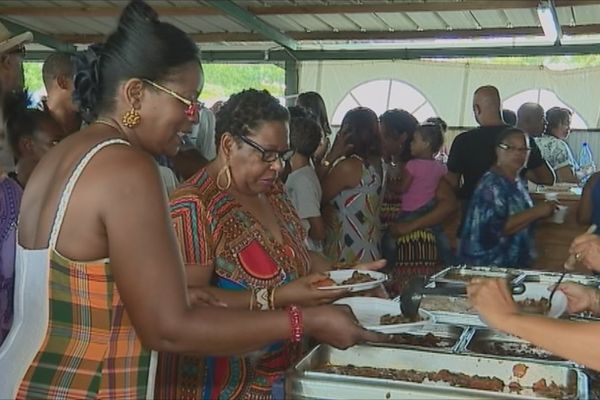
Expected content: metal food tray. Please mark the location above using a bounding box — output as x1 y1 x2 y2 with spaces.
368 323 464 353
286 344 587 399
459 328 571 365
430 265 526 287
520 270 600 288
418 295 487 327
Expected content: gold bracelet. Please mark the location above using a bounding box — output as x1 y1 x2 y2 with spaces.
249 290 255 311
269 288 276 309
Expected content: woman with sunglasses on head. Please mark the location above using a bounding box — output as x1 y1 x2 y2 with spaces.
458 128 557 267
156 89 385 399
0 2 381 399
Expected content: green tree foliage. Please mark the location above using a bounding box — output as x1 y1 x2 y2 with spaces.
22 61 285 105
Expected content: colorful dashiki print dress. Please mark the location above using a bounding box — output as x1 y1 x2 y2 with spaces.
155 168 310 400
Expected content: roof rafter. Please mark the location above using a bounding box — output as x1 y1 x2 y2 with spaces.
0 17 75 52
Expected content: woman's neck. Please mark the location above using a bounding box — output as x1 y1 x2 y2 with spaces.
289 153 310 171
493 163 520 180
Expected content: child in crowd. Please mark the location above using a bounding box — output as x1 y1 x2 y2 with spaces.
382 122 455 266
285 116 326 252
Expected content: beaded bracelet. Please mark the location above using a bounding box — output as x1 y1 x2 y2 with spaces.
269 287 276 310
287 305 303 343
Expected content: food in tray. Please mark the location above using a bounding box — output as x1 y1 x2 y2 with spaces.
512 363 529 378
469 341 564 361
314 364 573 398
518 298 550 314
341 271 376 285
533 378 567 399
443 271 514 282
386 333 451 348
379 313 421 325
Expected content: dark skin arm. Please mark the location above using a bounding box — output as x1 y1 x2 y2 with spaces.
577 172 600 225
389 178 458 237
525 161 556 186
321 157 362 204
170 147 209 180
555 165 578 184
503 202 556 235
307 216 326 242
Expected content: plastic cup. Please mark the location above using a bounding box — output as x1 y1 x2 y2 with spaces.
550 205 568 224
544 192 558 202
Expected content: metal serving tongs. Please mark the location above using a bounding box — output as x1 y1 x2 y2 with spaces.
400 276 526 321
547 224 597 312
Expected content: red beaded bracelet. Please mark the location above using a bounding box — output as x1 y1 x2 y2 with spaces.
287 305 303 343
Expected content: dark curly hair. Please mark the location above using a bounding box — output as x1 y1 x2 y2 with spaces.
341 107 382 160
73 0 199 123
379 109 419 162
215 89 289 149
296 92 331 136
290 117 322 158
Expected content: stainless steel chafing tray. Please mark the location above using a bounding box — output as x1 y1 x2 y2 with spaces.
418 295 487 327
430 266 525 287
519 270 600 288
286 344 587 399
367 323 464 353
460 328 570 365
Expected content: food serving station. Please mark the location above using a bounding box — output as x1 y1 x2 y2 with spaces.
284 266 600 399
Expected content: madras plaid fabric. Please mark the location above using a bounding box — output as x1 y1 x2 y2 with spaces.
16 250 153 400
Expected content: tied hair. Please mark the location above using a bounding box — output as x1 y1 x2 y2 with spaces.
73 43 103 124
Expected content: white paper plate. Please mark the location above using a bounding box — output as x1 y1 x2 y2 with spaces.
317 269 387 293
513 282 567 318
334 297 434 333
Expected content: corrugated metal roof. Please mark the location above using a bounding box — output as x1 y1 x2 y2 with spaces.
0 0 599 52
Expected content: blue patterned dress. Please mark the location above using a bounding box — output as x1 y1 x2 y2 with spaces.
459 169 535 268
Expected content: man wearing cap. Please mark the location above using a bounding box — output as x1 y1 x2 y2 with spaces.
0 22 32 345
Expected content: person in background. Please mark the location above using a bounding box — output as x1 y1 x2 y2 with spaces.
425 116 449 163
297 91 332 164
157 89 385 398
576 171 600 233
321 107 384 264
6 100 63 189
535 107 579 183
382 123 454 267
447 86 554 234
1 2 378 398
517 103 546 138
378 109 419 226
41 51 82 137
188 106 216 161
468 229 600 372
286 115 325 252
502 109 518 127
0 22 31 345
459 128 556 267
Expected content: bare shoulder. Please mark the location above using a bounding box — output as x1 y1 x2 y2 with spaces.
330 156 363 175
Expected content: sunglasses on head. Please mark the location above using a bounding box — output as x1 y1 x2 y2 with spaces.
142 79 201 121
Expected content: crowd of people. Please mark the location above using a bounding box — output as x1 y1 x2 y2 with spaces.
2 0 600 398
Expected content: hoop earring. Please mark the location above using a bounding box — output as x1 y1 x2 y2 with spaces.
216 164 232 191
122 107 141 128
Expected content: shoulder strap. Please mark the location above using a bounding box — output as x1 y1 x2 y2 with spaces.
48 139 130 249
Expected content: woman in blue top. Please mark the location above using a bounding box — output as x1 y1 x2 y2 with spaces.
459 128 557 267
577 171 600 234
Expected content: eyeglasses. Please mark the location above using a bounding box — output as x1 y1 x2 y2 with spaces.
239 135 295 163
498 143 531 153
142 79 201 121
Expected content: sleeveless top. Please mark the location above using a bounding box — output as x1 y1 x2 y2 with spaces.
324 155 384 263
0 139 157 400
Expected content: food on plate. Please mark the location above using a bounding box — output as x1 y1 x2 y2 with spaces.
313 277 336 288
379 313 421 325
517 298 550 314
512 363 529 378
341 271 376 285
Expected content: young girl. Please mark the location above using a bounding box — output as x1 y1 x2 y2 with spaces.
383 123 454 266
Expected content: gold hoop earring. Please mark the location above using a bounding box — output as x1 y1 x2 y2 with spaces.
216 164 232 191
122 107 141 128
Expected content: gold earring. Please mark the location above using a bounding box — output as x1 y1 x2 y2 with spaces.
216 164 232 191
122 107 141 128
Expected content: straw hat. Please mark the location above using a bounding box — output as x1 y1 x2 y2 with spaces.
0 21 32 54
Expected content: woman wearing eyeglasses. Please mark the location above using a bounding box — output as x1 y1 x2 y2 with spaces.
156 89 385 399
458 128 558 267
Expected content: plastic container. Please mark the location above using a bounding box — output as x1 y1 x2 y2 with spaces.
578 142 596 184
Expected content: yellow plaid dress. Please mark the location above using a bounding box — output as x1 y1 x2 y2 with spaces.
0 139 156 399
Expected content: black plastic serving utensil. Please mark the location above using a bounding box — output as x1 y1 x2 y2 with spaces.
400 277 526 320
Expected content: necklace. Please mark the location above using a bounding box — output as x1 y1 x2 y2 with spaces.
94 117 129 140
